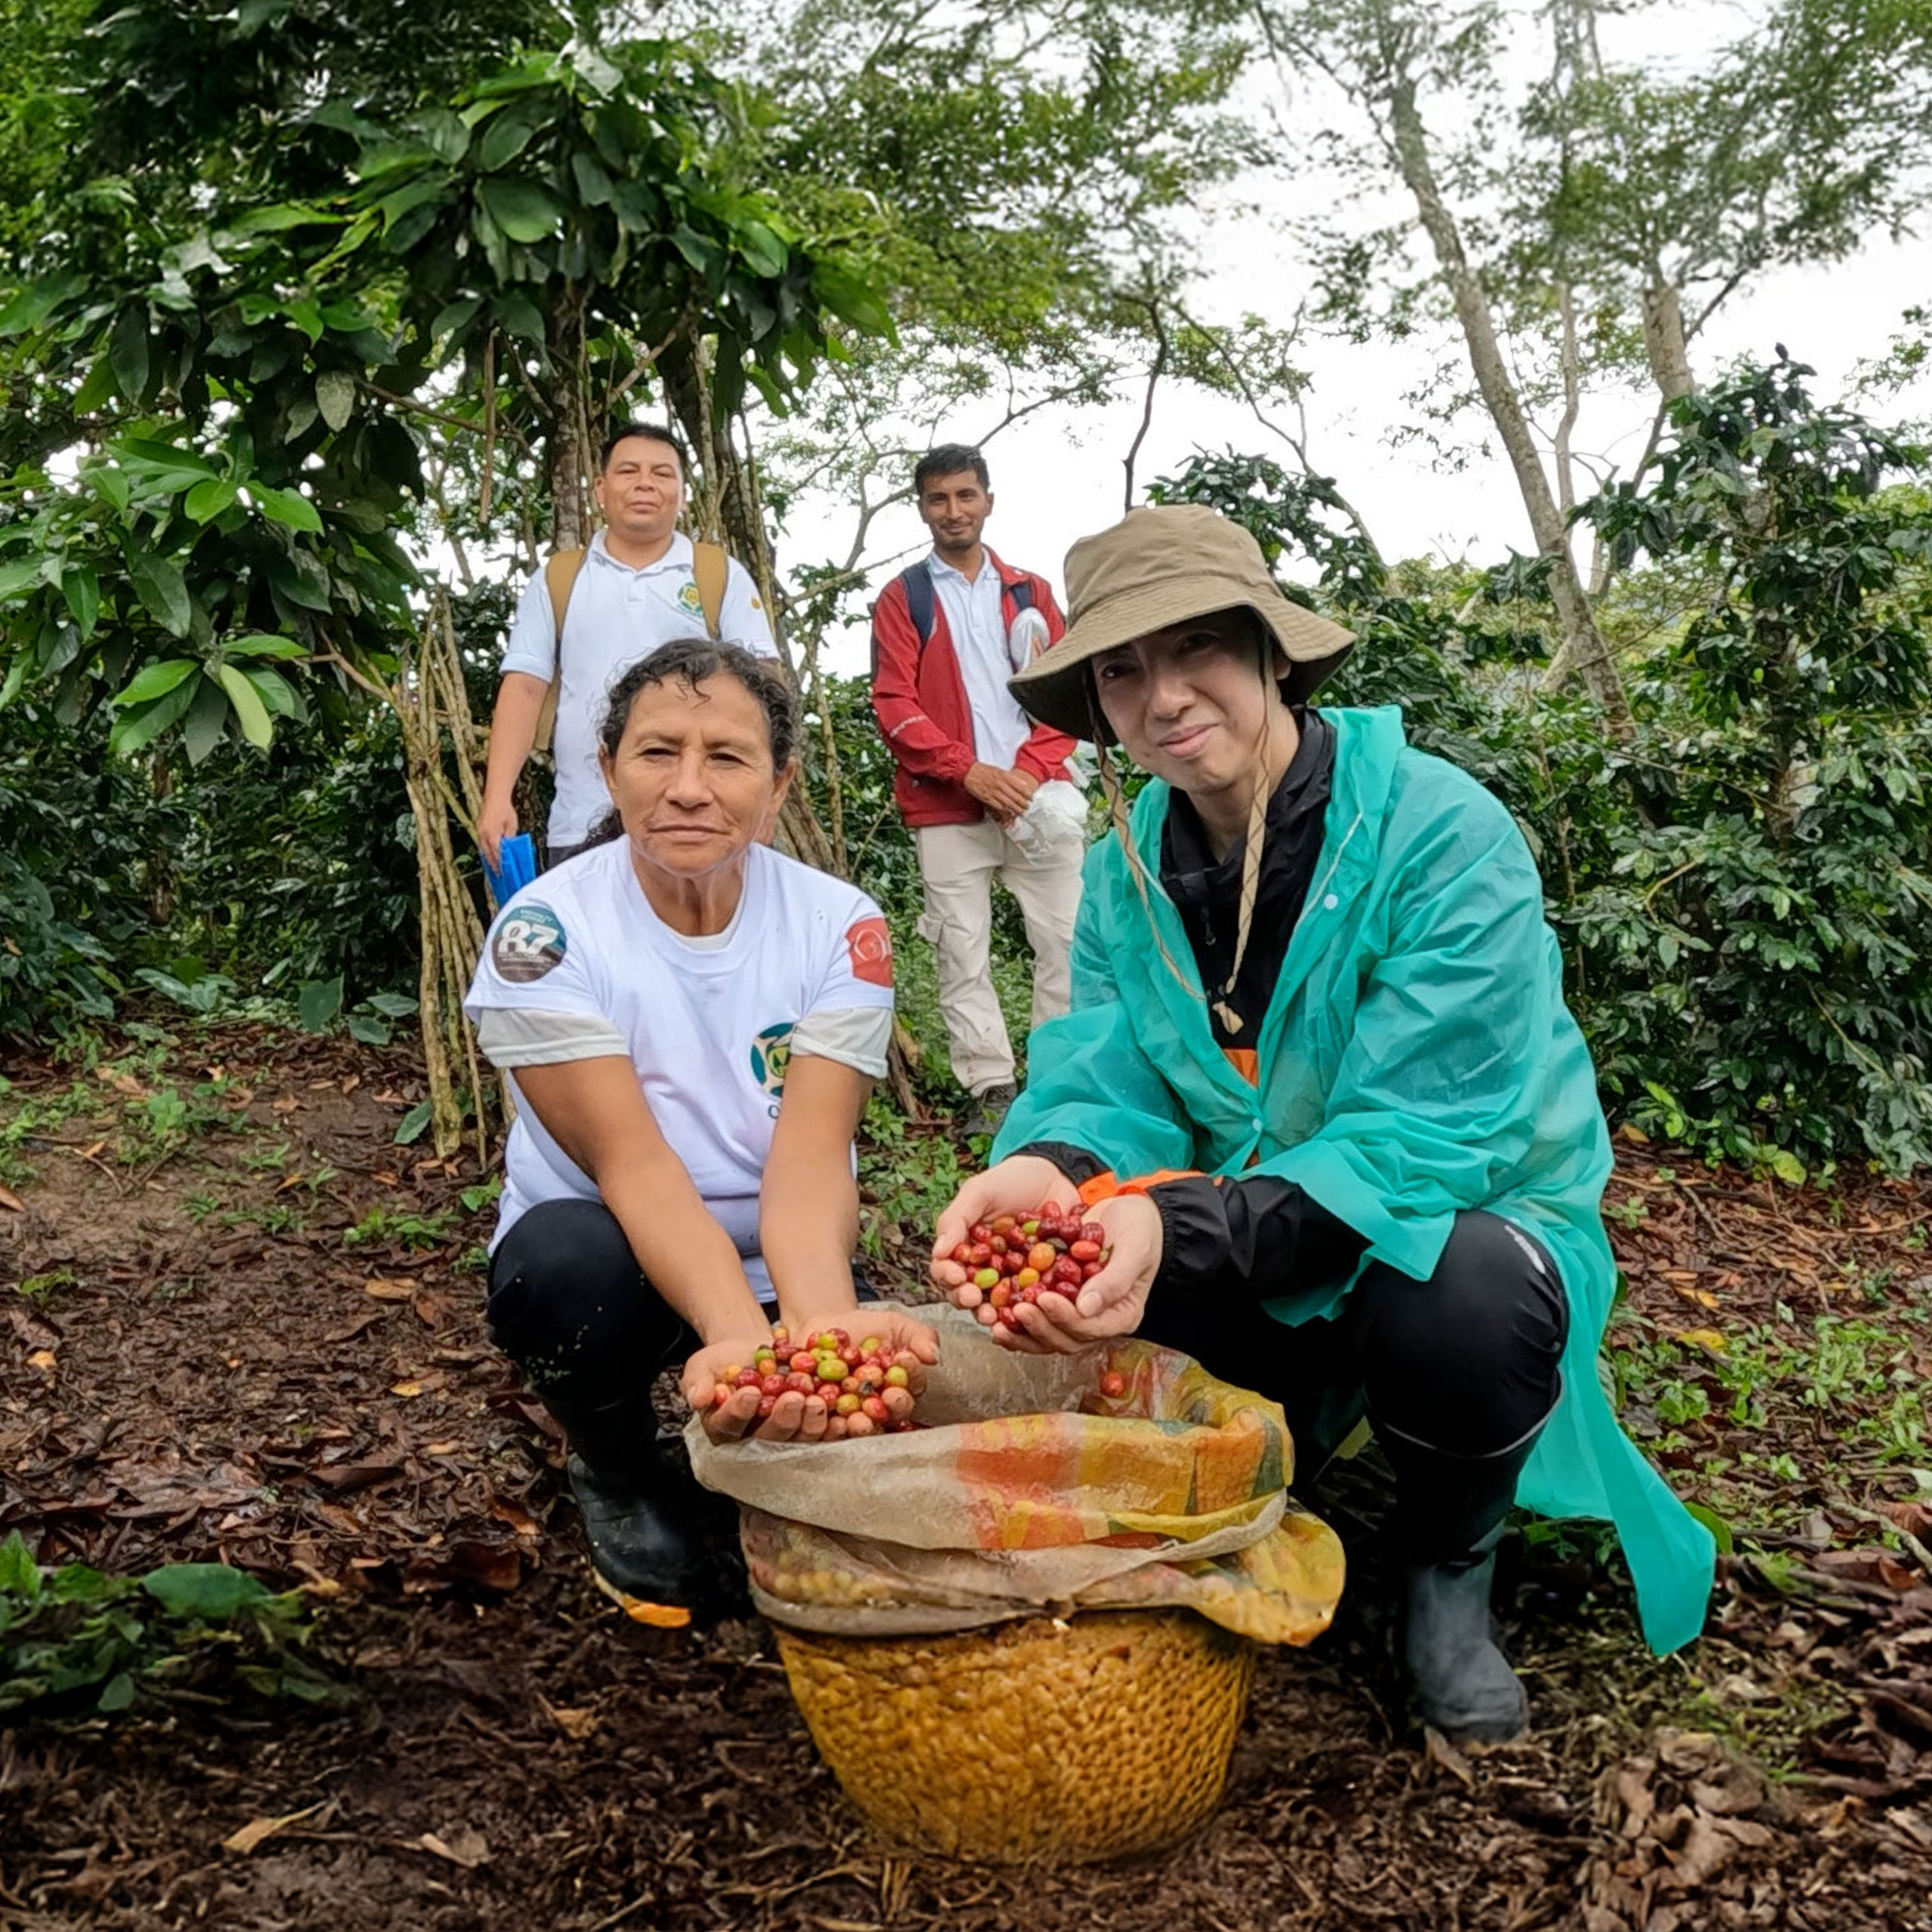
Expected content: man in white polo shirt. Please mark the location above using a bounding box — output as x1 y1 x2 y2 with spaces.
479 423 777 867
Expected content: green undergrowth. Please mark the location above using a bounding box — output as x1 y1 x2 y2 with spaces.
0 1533 341 1721
1607 1269 1932 1552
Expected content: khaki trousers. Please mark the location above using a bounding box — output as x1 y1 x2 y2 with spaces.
913 815 1084 1094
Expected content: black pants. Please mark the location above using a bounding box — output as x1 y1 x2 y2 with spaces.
488 1198 872 1411
1134 1211 1569 1466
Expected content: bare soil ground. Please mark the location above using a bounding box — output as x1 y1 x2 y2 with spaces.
2 1022 1929 1931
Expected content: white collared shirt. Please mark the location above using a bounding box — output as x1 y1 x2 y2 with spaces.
500 530 777 844
927 550 1031 768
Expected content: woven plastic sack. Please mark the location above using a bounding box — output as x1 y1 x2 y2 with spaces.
685 1307 1344 1644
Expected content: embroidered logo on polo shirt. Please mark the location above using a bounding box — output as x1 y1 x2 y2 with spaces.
844 915 893 988
749 1021 795 1094
492 903 567 983
677 579 703 613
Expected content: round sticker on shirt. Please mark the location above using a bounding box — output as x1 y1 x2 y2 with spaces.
749 1021 795 1095
493 902 567 983
677 579 703 613
844 915 893 988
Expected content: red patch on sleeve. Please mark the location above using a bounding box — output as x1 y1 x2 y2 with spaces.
844 915 894 988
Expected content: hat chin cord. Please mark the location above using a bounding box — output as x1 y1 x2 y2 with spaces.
1086 650 1279 1037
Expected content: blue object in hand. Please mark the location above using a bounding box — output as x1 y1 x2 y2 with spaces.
484 832 537 909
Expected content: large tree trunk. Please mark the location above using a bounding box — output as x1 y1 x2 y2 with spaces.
1385 74 1635 740
1641 280 1695 404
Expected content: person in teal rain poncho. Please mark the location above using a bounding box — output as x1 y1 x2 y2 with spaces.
929 505 1713 1745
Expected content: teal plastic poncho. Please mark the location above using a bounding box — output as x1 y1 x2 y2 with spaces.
994 706 1714 1655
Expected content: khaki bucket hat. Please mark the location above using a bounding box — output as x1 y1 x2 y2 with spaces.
1009 504 1355 740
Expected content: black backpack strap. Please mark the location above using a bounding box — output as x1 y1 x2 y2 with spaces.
900 563 937 648
1004 576 1035 615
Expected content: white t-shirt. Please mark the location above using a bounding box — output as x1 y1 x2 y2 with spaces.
500 531 779 847
927 552 1033 769
463 839 895 1302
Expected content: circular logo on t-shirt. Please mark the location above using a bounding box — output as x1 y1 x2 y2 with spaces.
677 579 703 613
749 1021 795 1095
844 915 893 988
492 902 567 983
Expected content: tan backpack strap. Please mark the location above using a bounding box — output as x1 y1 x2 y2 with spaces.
692 541 728 641
531 548 586 754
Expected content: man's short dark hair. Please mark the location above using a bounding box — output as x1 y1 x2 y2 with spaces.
601 422 687 474
914 443 989 497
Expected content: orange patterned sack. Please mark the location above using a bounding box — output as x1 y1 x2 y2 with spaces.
685 1307 1344 1643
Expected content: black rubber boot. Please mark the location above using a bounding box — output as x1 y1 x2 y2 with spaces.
540 1393 716 1620
1378 1414 1548 1745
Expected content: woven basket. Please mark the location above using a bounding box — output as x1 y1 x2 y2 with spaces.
776 1609 1255 1864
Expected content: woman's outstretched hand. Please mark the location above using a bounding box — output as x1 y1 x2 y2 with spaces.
972 1192 1164 1355
682 1308 940 1443
930 1155 1083 1281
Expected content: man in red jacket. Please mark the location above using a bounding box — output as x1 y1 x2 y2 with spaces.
870 444 1087 1136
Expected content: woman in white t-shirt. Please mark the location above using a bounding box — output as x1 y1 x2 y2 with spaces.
466 640 938 1622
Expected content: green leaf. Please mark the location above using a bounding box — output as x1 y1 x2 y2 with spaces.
315 370 356 431
228 201 336 234
109 678 198 755
215 662 274 748
242 666 299 718
736 221 787 278
114 657 199 707
1767 1147 1807 1186
1682 1501 1734 1556
180 674 229 765
141 1563 272 1620
128 553 193 637
253 486 323 534
477 106 538 171
571 150 614 207
346 1011 392 1046
297 977 344 1031
365 992 419 1018
109 305 152 403
96 1671 137 1712
422 106 471 163
813 263 893 340
0 1531 40 1603
223 633 304 660
183 477 239 523
0 557 43 601
395 1099 434 1145
492 288 544 343
429 294 482 341
476 176 565 244
48 1563 120 1604
0 270 84 337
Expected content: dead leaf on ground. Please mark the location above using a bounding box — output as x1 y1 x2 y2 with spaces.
365 1277 418 1300
222 1800 331 1855
1423 1726 1475 1787
0 1183 23 1212
538 1696 601 1741
491 1498 541 1538
1675 1327 1728 1353
416 1827 491 1868
1886 1501 1932 1542
306 1460 404 1494
95 1067 146 1098
26 1347 57 1373
270 1095 300 1115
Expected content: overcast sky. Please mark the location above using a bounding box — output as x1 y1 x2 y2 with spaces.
778 2 1930 676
